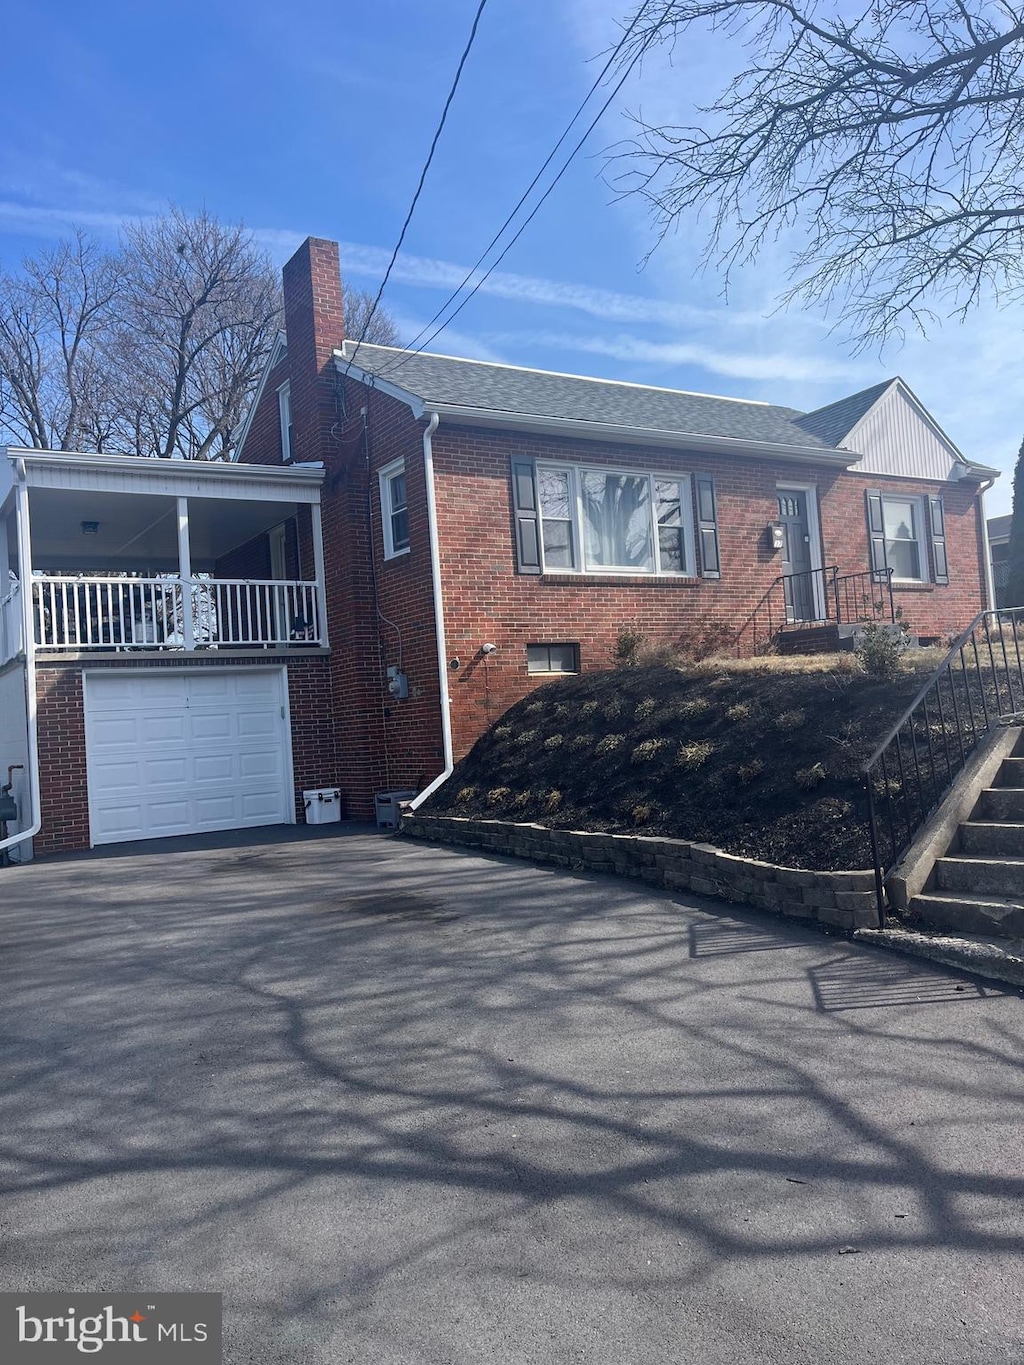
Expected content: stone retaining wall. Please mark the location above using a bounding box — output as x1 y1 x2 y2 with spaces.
400 813 880 930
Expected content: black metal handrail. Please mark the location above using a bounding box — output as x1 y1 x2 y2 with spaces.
735 565 895 654
864 607 1024 923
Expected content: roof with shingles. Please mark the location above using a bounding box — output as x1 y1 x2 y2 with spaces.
338 343 864 451
791 380 895 447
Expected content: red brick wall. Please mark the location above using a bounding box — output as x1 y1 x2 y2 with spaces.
34 656 336 855
427 424 986 761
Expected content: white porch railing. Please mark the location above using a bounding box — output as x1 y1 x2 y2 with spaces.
1 583 24 665
32 576 323 651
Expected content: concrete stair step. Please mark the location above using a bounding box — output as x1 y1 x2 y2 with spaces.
959 822 1024 856
910 891 1024 939
978 787 1024 821
935 855 1024 896
996 756 1024 786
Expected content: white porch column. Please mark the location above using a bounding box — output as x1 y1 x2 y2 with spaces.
176 496 195 651
311 501 329 649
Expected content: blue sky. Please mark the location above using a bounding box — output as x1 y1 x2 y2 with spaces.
2 0 1019 513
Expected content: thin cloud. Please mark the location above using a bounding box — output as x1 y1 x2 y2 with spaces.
483 328 869 385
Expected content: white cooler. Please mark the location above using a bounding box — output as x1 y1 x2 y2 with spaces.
303 788 341 824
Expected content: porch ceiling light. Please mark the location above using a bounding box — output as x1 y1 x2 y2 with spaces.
80 521 100 535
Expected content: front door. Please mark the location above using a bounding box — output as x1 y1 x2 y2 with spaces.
777 491 815 622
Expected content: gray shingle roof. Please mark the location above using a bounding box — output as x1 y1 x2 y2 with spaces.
989 514 1012 541
792 380 894 447
339 343 862 451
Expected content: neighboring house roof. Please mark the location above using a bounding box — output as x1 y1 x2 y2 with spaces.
989 514 1012 543
338 343 843 453
792 380 895 446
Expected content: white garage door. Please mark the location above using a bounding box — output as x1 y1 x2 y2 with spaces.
84 669 293 846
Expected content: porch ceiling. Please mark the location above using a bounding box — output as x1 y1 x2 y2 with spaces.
27 487 301 572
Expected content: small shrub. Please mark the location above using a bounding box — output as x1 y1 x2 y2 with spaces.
614 628 647 667
595 734 625 755
552 703 570 719
635 697 657 721
486 787 511 806
856 621 906 680
737 758 764 783
493 724 513 741
456 786 477 804
678 696 711 720
514 728 539 746
544 789 563 813
795 762 827 790
630 802 656 825
567 735 591 751
726 703 752 723
676 740 714 770
604 695 624 720
631 737 669 763
579 700 599 719
524 699 545 715
774 709 806 733
512 790 532 811
674 621 736 661
543 733 564 750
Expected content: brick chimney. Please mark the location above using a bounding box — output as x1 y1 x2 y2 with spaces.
282 238 345 464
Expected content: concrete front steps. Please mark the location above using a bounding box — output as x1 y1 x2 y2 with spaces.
908 732 1024 939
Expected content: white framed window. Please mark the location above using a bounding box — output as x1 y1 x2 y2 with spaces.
536 463 694 576
527 642 579 675
379 459 410 559
881 495 925 582
278 382 293 463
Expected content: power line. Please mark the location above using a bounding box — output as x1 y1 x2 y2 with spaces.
378 8 653 375
344 0 490 368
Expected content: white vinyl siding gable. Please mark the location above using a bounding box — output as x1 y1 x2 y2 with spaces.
535 463 695 576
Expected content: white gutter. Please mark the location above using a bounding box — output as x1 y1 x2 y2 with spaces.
428 406 858 466
1 458 41 859
409 411 453 811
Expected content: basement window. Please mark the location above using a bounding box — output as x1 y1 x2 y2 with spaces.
527 643 579 675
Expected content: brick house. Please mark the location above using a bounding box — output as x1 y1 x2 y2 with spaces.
0 236 999 856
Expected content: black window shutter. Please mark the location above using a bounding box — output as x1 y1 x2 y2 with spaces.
695 476 721 579
511 460 542 574
865 489 889 580
928 495 949 585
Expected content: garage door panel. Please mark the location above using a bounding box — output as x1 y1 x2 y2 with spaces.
85 669 292 846
143 755 191 787
188 712 234 742
236 709 281 738
238 749 283 780
192 753 237 783
89 716 141 747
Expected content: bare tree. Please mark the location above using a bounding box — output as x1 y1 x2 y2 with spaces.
113 207 281 459
0 231 120 450
615 2 1024 342
343 286 401 347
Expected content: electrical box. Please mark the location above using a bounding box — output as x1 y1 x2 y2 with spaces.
768 521 786 552
386 666 409 700
375 790 418 830
303 787 341 825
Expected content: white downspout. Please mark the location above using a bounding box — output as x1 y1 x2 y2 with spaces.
1 457 41 859
978 478 997 611
409 411 453 810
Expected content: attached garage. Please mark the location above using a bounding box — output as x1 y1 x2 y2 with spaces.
84 668 294 846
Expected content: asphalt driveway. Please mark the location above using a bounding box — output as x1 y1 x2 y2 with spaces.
1 826 1022 1364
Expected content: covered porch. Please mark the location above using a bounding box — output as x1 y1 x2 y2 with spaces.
1 448 327 663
